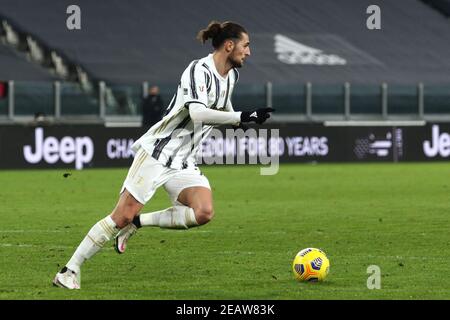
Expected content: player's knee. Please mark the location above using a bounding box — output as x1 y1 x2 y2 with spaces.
121 215 135 228
111 214 133 229
111 203 140 228
193 205 214 225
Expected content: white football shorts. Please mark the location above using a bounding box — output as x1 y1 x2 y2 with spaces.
120 148 210 205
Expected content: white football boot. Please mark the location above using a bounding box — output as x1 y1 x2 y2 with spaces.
114 223 137 254
53 267 81 290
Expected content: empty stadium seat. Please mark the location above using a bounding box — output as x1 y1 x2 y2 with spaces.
1 0 450 85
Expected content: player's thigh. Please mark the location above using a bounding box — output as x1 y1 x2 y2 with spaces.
177 186 213 211
114 148 171 226
121 148 172 204
178 186 214 225
164 169 214 222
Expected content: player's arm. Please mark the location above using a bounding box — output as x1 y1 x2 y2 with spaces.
188 102 241 125
183 63 273 125
188 102 274 125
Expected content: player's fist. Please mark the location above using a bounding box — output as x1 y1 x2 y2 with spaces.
240 108 275 124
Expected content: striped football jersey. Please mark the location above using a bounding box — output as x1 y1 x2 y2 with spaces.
131 54 239 169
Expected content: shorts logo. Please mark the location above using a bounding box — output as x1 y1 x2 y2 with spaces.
199 85 205 92
183 88 188 95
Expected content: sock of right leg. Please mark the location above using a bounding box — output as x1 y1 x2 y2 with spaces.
65 215 119 274
137 206 199 229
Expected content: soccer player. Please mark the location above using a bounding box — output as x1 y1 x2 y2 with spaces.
53 21 274 289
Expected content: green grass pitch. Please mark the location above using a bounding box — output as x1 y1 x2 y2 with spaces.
0 163 449 300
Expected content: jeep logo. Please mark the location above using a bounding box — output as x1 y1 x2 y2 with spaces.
23 128 94 169
423 125 450 158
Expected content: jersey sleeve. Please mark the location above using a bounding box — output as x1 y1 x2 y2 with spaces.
189 102 241 125
181 61 209 107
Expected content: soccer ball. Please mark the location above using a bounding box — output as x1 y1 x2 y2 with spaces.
292 248 330 282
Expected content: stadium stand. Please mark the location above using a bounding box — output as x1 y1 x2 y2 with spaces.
1 0 450 119
0 42 56 81
1 0 450 85
422 0 450 17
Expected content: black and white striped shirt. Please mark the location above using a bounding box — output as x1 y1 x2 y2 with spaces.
131 54 240 169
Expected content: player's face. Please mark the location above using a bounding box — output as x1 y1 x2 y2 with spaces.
229 33 251 68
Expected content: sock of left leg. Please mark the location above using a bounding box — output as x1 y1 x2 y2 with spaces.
137 206 199 229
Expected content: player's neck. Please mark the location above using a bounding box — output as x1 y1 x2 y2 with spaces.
212 52 232 78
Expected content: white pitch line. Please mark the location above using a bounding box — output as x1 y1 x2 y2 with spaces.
341 255 444 260
1 243 34 248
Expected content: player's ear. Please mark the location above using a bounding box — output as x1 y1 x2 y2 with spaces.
224 39 234 53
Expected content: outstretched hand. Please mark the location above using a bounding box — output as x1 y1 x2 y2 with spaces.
240 108 275 124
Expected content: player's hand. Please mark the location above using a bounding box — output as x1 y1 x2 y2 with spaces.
240 108 275 124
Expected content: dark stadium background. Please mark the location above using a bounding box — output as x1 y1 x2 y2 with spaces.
1 0 450 168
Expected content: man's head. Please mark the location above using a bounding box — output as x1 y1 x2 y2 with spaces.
148 85 160 96
197 21 250 68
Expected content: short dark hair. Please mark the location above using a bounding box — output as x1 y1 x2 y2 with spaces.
197 21 247 49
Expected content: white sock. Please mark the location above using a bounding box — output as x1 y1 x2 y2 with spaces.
138 206 199 229
66 215 119 274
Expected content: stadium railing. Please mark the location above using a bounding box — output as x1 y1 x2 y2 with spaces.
1 80 450 125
